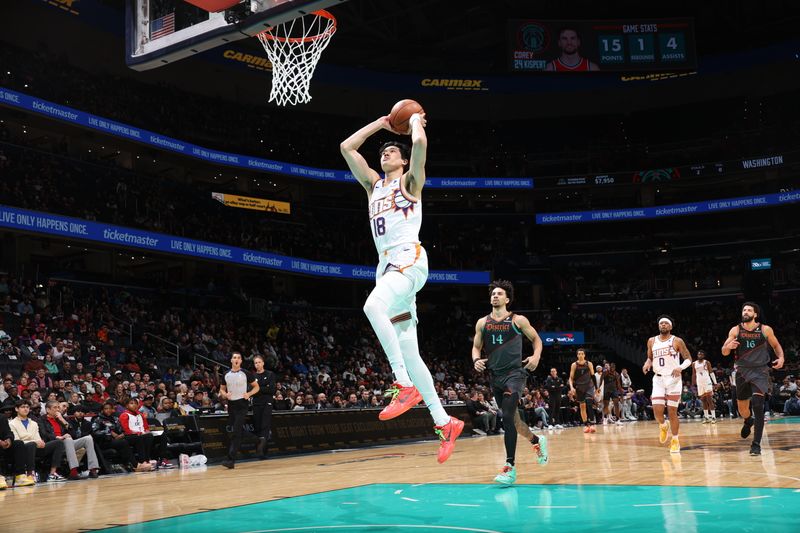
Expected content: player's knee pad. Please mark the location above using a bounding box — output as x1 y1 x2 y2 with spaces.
666 399 679 408
583 398 593 410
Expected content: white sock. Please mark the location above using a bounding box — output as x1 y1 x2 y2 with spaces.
711 410 716 419
363 273 413 387
395 318 450 426
703 410 709 418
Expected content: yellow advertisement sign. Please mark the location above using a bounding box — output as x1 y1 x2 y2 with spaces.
212 192 290 214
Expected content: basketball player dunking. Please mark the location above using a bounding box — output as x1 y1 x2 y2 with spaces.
642 316 692 454
721 302 784 456
340 111 463 463
568 348 596 433
692 350 718 424
472 280 546 485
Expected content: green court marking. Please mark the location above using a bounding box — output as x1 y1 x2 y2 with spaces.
100 483 800 533
768 416 800 425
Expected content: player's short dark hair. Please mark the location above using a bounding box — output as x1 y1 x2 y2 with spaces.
489 279 514 304
557 27 582 41
697 350 706 356
742 301 760 317
378 141 410 162
576 347 586 355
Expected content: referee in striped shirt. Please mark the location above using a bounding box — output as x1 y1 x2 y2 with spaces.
219 352 259 469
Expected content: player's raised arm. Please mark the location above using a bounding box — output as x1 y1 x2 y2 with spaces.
763 325 785 369
472 317 487 372
340 117 390 193
721 326 739 356
406 112 428 196
514 314 542 371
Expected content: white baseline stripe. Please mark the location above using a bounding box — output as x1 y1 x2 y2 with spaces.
246 526 503 533
728 495 771 501
686 511 710 514
445 503 480 507
402 497 419 502
527 506 577 509
633 503 685 507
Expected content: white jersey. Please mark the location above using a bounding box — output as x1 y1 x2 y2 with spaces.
368 176 421 254
651 335 680 376
694 360 711 383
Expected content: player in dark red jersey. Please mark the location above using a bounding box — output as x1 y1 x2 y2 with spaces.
721 302 784 456
472 280 545 485
545 28 599 72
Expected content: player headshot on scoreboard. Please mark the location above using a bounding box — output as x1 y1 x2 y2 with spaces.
545 27 600 72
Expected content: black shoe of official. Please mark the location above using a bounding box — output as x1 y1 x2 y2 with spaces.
740 417 754 439
750 442 761 456
256 437 267 457
221 460 235 469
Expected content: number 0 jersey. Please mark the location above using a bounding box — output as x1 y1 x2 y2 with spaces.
651 335 680 376
369 176 421 255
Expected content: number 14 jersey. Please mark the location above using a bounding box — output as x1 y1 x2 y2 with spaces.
483 313 523 375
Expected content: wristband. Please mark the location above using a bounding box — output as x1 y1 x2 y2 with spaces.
409 115 421 127
679 359 691 370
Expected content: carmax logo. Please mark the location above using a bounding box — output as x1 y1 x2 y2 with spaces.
223 50 272 72
420 79 487 91
545 333 575 343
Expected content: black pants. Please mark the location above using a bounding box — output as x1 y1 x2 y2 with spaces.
252 402 273 441
125 434 154 463
0 440 33 475
33 440 65 472
227 399 249 461
99 438 134 468
549 393 562 424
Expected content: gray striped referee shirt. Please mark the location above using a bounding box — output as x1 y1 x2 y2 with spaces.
224 369 255 401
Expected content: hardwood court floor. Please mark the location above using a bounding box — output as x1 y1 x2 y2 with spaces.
5 417 800 533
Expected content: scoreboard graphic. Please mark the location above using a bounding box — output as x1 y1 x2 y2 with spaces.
509 19 697 72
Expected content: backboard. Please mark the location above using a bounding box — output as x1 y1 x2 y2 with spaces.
125 0 344 71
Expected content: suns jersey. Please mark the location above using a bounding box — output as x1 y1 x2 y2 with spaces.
651 335 680 376
368 176 421 254
694 360 711 383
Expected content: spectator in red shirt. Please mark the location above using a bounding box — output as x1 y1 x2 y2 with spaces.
119 397 154 472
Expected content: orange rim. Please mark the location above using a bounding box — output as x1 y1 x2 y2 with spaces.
258 10 336 44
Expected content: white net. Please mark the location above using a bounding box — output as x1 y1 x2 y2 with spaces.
257 10 336 106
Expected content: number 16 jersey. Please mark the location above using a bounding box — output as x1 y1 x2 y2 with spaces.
369 176 422 254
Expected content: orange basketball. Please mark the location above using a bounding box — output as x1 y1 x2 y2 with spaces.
388 99 424 134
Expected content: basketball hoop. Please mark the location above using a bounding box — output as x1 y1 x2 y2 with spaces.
257 10 336 106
